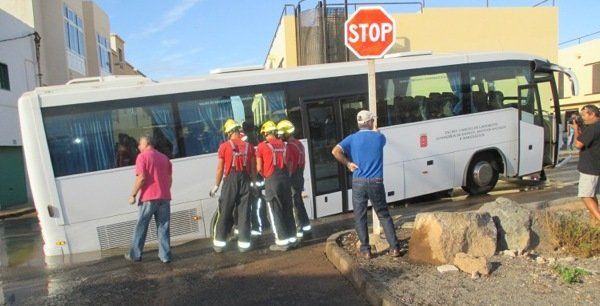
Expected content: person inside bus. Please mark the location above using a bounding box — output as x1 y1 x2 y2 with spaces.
116 133 138 167
277 119 312 240
256 120 297 251
242 120 259 146
209 119 255 253
126 134 173 263
332 110 401 259
573 105 600 222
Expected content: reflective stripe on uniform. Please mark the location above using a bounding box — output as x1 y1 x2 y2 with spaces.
266 142 287 168
267 201 288 245
228 140 250 172
238 241 251 249
213 240 226 247
256 197 263 232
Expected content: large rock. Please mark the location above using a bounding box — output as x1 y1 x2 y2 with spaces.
408 212 497 265
478 197 533 251
453 252 491 275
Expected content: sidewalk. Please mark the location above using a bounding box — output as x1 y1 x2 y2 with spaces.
0 204 35 220
325 195 584 306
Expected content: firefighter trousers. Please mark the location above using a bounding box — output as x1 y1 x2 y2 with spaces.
264 168 296 245
214 171 251 246
291 168 310 232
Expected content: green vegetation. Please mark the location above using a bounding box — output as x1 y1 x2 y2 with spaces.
553 265 590 284
545 212 600 257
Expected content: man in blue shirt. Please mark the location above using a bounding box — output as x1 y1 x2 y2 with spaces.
332 110 400 259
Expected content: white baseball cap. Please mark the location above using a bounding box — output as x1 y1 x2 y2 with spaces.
356 110 375 124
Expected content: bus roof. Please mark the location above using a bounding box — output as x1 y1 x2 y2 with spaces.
24 51 549 108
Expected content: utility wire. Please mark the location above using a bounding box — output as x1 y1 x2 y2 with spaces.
0 32 36 44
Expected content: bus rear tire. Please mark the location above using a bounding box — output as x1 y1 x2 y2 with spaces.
462 153 499 195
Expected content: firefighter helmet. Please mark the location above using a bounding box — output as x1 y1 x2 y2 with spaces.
276 119 295 135
223 119 241 134
260 120 277 134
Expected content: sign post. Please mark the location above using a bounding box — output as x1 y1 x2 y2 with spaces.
344 6 396 235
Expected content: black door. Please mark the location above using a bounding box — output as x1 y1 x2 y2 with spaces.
303 94 367 218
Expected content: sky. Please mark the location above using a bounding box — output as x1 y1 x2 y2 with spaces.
94 0 600 80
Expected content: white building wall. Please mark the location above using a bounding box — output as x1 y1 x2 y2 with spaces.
0 9 37 146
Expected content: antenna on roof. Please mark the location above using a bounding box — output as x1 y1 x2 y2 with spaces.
210 65 264 74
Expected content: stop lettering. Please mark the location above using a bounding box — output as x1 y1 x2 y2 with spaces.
344 7 396 59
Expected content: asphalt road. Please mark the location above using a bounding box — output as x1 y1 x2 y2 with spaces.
0 155 580 305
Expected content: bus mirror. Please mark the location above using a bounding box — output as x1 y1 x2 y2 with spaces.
570 77 579 96
550 64 579 96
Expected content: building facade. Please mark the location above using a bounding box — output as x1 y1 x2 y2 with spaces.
558 39 600 116
265 5 558 69
0 9 36 209
0 0 142 209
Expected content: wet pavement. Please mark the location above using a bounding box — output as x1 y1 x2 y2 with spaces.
0 155 580 305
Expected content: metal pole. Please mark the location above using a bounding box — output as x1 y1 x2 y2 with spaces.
34 32 42 86
367 58 381 234
344 0 349 61
297 4 302 66
322 0 329 63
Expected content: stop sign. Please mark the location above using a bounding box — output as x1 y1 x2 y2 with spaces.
344 6 396 59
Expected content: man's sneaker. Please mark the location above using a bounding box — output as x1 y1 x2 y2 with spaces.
356 249 372 260
388 248 401 257
213 246 225 253
161 258 172 264
269 244 290 252
124 254 141 262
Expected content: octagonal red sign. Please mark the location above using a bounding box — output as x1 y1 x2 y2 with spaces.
344 6 396 59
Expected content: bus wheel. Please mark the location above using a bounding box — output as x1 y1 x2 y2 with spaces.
462 153 499 195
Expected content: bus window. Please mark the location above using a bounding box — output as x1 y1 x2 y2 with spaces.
178 90 287 157
379 70 461 125
43 102 178 177
468 65 532 113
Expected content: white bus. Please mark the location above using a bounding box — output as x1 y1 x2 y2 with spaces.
19 52 577 259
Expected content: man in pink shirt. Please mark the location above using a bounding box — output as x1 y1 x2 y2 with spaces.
125 134 173 263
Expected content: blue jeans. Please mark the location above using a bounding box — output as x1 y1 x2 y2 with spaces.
352 178 399 252
129 200 171 262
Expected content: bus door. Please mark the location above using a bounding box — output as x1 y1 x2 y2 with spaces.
534 77 561 167
302 94 367 218
517 84 545 176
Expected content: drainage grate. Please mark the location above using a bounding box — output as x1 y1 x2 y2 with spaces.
96 208 200 251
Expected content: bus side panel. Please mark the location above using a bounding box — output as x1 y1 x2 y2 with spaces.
404 154 454 199
382 108 519 197
54 155 216 254
18 93 69 257
56 155 215 224
383 162 404 202
63 200 206 255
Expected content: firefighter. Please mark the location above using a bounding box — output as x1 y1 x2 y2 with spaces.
256 120 297 251
209 119 255 253
277 119 312 239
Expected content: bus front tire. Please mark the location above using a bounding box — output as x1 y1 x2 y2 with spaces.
462 153 499 195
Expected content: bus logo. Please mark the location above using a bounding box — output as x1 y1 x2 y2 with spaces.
420 134 428 148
